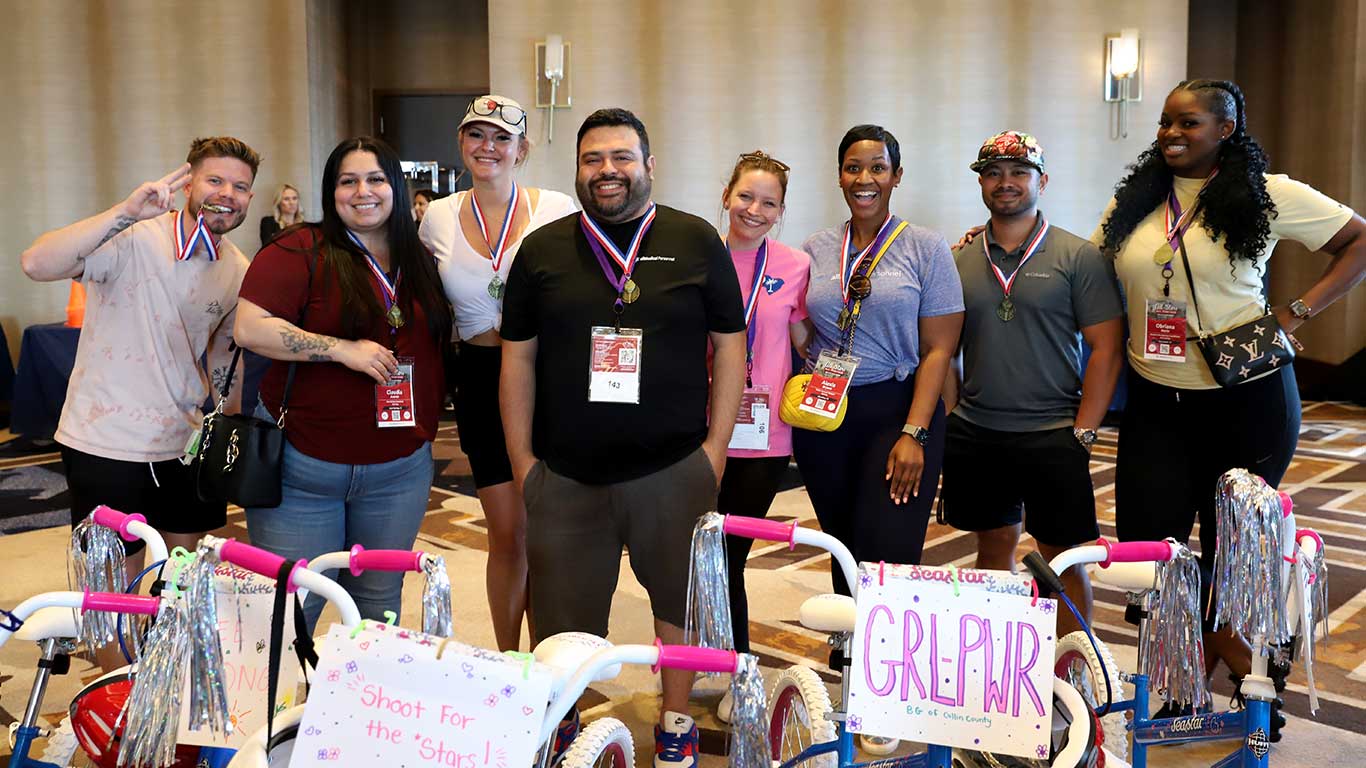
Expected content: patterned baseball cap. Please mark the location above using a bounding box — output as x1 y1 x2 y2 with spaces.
458 95 528 136
970 130 1045 174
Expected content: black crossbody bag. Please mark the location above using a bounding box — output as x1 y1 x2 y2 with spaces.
196 243 316 507
1176 231 1299 387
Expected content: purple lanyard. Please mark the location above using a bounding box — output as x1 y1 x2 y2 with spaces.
580 208 657 323
738 239 769 387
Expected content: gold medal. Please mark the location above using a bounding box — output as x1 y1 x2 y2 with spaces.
386 304 405 328
1154 245 1174 265
621 278 640 304
836 308 851 330
996 296 1015 322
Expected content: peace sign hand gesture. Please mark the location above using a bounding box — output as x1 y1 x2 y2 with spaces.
119 163 192 221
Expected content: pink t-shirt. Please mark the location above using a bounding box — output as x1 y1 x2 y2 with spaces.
728 239 810 459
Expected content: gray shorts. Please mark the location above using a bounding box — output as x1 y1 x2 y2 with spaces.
523 446 718 641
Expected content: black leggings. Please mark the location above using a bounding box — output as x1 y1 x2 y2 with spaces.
1115 365 1301 631
716 455 792 653
792 374 946 597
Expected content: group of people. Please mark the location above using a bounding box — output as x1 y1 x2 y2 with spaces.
20 78 1366 763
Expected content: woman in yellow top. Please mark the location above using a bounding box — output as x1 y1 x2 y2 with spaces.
1098 79 1366 733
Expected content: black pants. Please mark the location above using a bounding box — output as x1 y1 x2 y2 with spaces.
1115 366 1300 630
716 455 791 652
792 374 946 597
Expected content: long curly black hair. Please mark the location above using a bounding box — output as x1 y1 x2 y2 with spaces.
1100 79 1277 267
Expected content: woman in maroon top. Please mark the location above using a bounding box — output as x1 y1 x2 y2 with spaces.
235 136 451 626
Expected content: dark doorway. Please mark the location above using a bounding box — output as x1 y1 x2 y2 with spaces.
375 92 481 195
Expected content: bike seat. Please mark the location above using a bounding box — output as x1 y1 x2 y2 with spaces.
1089 561 1157 593
15 607 79 642
532 632 621 689
800 593 856 633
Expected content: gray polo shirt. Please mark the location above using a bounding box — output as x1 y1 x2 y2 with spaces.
951 214 1123 432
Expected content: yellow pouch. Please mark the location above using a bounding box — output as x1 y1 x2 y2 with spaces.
779 374 847 432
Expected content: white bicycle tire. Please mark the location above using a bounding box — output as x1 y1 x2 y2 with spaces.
768 665 837 768
558 717 634 768
1055 631 1128 761
36 716 81 767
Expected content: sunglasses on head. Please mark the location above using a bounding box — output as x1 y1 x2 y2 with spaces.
467 99 527 130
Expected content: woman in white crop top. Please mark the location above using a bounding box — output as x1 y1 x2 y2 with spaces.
418 95 577 652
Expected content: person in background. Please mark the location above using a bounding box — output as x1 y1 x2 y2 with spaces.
419 95 577 652
412 188 435 223
260 182 303 244
234 136 451 628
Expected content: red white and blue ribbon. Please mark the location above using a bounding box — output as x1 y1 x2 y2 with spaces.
579 203 658 294
174 209 218 262
470 182 522 273
739 239 769 387
347 230 401 319
838 214 894 304
982 217 1049 298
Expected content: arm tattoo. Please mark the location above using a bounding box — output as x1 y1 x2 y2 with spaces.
279 328 339 355
210 365 234 392
94 215 137 249
308 353 333 362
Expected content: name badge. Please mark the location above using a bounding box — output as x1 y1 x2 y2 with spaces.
589 326 642 404
1143 298 1188 362
799 350 860 418
376 356 416 427
728 386 771 451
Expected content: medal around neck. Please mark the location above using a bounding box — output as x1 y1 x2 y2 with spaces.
621 278 641 304
487 275 505 300
386 304 405 328
996 297 1016 322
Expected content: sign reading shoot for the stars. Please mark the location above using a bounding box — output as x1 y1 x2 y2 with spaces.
293 624 552 767
846 563 1058 759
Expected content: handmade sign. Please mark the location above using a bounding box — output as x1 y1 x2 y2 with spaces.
178 563 299 748
292 623 553 767
847 563 1058 759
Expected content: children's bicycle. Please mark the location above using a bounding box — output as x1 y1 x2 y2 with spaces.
1034 475 1327 768
710 514 1099 768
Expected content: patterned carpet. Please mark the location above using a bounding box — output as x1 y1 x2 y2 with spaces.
1 401 1364 764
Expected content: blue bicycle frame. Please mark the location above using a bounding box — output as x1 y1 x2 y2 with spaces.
774 720 954 768
1098 670 1273 768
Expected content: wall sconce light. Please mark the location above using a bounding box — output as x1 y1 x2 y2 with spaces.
535 35 572 142
1104 28 1142 139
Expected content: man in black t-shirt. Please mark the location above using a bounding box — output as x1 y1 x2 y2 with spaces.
500 108 745 767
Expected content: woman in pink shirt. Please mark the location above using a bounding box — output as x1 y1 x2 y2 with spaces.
714 151 813 720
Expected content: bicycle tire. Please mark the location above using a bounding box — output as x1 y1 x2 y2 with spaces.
1054 631 1128 761
36 716 82 767
768 665 837 768
559 717 634 768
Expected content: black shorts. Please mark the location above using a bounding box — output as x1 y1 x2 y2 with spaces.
453 343 514 489
940 413 1099 548
62 445 228 555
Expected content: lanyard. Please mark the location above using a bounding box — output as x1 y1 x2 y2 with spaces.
347 230 402 336
836 220 908 356
838 214 895 305
173 209 218 262
1157 169 1217 296
470 182 522 273
982 217 1049 297
580 206 657 329
735 239 769 387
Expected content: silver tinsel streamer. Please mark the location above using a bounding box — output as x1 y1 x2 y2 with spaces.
1310 545 1329 645
684 512 734 655
422 555 453 637
1141 543 1208 709
727 653 768 768
1297 545 1330 714
182 555 232 736
1211 470 1290 644
118 602 187 768
69 515 128 651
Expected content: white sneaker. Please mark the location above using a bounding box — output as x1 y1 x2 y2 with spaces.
859 734 900 755
716 688 734 723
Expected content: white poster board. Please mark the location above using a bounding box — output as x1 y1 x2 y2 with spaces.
846 563 1058 759
178 564 299 748
292 623 553 767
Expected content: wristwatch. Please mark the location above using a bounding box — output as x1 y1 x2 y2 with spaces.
901 424 930 447
1073 428 1098 449
1289 298 1312 320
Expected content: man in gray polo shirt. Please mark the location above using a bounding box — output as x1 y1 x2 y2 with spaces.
941 131 1124 635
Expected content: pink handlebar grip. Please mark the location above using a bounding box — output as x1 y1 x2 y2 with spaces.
650 640 738 675
82 591 160 616
220 540 307 592
91 505 147 542
1096 538 1175 567
1279 491 1294 518
1296 528 1324 554
348 545 423 576
722 515 797 549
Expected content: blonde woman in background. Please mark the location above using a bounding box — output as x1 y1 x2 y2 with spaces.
260 182 303 243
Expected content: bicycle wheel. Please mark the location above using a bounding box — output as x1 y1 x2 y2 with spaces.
37 716 83 767
768 665 837 768
559 717 633 768
1054 631 1128 761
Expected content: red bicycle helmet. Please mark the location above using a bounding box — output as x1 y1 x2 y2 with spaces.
68 668 200 768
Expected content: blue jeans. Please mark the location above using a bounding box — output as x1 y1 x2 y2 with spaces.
245 412 433 629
